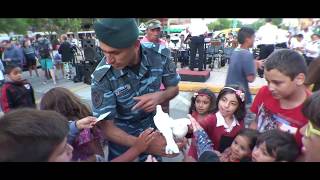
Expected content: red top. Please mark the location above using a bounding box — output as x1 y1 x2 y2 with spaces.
250 86 310 147
188 111 244 160
140 36 166 46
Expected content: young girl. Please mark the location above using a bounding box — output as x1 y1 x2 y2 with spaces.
52 44 64 79
219 128 258 162
22 39 39 78
188 117 258 162
189 88 217 127
187 85 246 160
40 87 155 162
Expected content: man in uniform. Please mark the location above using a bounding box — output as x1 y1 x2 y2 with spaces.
140 19 170 114
91 18 184 161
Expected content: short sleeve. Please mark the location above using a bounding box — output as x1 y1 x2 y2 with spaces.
162 56 181 87
242 52 256 77
250 86 266 114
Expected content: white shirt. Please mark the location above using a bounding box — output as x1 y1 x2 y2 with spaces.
216 111 240 133
168 41 176 50
276 29 289 44
256 23 278 45
290 38 307 55
305 40 320 58
299 29 313 42
188 19 208 37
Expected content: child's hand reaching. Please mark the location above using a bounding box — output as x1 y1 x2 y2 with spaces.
145 155 158 162
75 116 97 130
133 128 156 154
188 114 203 132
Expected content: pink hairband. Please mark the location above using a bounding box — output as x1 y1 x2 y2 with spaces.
223 87 245 102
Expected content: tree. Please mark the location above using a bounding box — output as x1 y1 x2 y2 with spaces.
246 19 265 31
0 18 30 34
207 19 242 31
28 18 82 35
272 18 283 27
246 18 283 31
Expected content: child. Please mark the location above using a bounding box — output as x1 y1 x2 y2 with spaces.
219 128 258 162
188 117 258 162
300 90 320 162
40 87 155 162
187 85 245 160
250 49 310 148
0 64 36 113
53 45 64 79
0 108 155 162
22 39 39 78
252 129 299 162
189 88 217 127
0 108 73 162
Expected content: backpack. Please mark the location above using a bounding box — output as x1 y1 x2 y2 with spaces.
38 40 51 58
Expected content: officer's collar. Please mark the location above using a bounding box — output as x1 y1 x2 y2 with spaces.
112 68 127 79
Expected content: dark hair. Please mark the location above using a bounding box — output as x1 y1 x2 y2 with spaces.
215 84 246 121
237 128 259 150
256 129 299 162
265 49 307 80
35 34 42 39
237 27 255 44
265 18 272 23
297 34 304 38
5 64 20 75
40 87 91 120
198 151 220 162
22 38 30 48
302 90 320 128
189 88 217 114
0 108 69 162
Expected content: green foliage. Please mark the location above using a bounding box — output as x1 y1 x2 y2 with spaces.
207 19 242 31
0 18 30 34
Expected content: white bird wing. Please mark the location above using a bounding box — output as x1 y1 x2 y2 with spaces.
153 105 180 154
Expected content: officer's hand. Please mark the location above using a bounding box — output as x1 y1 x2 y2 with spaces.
145 131 179 158
132 128 156 153
146 131 187 158
132 92 162 113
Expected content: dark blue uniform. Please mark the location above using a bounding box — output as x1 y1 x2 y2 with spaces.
91 44 180 161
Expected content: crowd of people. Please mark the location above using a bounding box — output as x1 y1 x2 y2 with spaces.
0 33 83 86
0 18 320 162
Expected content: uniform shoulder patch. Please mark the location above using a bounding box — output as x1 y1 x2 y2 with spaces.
92 90 103 108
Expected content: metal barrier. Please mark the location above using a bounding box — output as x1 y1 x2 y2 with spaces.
178 81 261 94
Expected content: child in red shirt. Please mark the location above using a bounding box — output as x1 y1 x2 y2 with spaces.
187 85 246 160
188 88 217 128
250 49 310 148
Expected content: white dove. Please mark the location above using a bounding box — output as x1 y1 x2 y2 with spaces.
153 105 191 155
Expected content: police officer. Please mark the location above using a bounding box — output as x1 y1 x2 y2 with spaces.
140 19 170 114
91 18 184 161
